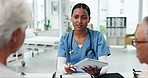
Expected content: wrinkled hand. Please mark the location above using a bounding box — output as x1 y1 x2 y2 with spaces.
64 63 77 74
81 65 101 77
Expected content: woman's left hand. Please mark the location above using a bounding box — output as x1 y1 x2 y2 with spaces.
81 65 101 77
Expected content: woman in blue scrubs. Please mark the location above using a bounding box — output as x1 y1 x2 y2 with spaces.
57 3 110 77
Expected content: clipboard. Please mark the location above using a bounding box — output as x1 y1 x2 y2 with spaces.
74 58 108 71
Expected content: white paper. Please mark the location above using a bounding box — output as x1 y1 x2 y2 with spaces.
74 58 108 71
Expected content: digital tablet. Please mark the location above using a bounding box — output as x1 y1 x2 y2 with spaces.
74 58 108 71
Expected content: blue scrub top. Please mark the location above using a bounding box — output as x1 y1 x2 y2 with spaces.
58 29 110 65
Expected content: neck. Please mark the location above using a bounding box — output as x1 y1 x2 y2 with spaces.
74 29 88 38
0 47 11 65
0 53 8 65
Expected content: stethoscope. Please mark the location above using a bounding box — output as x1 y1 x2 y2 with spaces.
69 28 96 58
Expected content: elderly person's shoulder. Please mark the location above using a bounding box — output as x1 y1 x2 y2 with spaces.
138 65 148 78
0 64 21 77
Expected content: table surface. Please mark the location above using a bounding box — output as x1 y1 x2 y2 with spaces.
20 72 133 78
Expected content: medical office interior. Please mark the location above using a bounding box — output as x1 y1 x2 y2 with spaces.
7 0 148 77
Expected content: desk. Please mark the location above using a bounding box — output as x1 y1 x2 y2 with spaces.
21 72 133 78
120 72 133 78
22 73 91 78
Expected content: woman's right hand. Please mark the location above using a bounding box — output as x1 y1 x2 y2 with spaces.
64 63 77 74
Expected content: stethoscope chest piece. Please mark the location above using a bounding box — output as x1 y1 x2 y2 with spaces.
69 50 74 55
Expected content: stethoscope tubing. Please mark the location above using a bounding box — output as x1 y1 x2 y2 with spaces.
69 28 96 57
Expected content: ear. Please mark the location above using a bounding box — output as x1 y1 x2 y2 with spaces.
8 28 22 53
11 28 21 43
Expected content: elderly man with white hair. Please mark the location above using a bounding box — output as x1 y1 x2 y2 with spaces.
132 16 148 78
0 0 32 77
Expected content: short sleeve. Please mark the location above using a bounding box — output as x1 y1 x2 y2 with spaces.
96 33 110 57
58 35 67 57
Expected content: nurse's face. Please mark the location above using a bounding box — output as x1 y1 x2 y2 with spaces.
135 24 148 64
71 8 90 31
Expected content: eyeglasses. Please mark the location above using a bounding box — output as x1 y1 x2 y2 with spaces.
132 38 148 47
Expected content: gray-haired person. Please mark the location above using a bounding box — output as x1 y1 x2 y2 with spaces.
133 16 148 78
0 0 32 77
